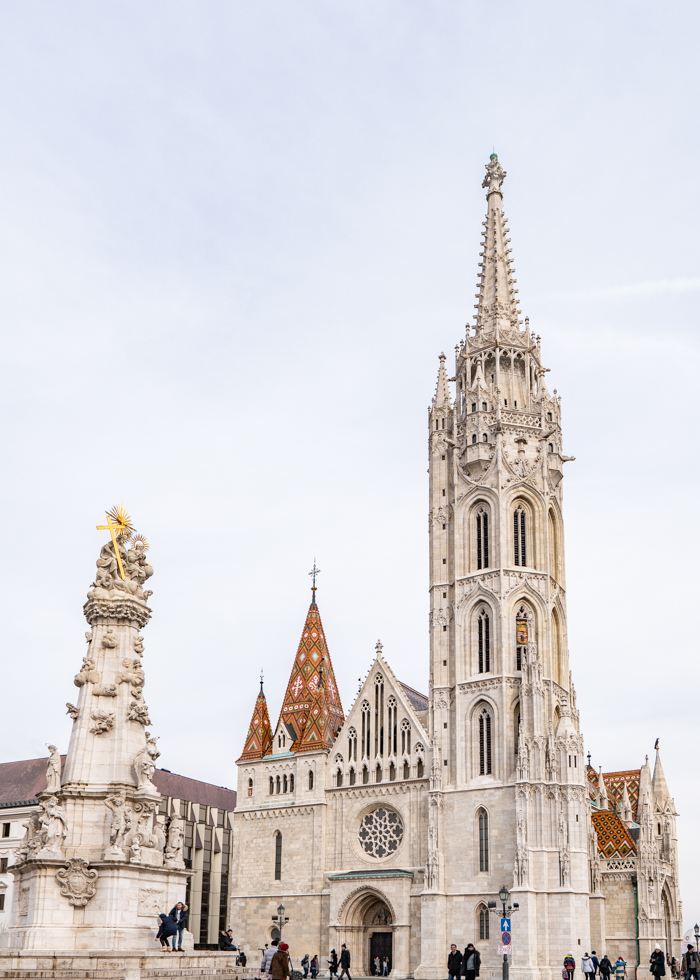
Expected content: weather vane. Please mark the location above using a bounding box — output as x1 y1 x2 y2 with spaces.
309 559 321 601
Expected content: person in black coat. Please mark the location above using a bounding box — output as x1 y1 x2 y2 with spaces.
169 903 188 952
339 945 351 980
463 944 481 980
650 947 666 977
156 913 178 950
599 955 613 979
448 945 463 980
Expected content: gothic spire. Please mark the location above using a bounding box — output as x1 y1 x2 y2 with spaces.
473 153 522 336
432 353 451 409
652 745 670 804
237 680 273 761
277 600 344 750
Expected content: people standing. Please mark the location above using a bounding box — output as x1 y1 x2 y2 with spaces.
310 955 319 978
582 954 595 978
564 955 577 980
614 956 626 979
302 955 310 978
669 956 678 979
169 902 188 952
599 955 613 980
339 944 352 980
463 943 481 980
329 949 339 979
651 946 667 979
448 944 463 980
262 939 279 976
240 951 248 968
682 945 699 980
271 942 291 980
374 956 380 976
382 956 389 976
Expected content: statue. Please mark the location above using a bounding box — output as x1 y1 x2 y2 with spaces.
101 627 118 649
133 734 160 793
482 153 506 195
15 812 43 863
66 703 79 721
104 796 131 858
74 657 100 687
117 659 145 690
128 700 151 725
89 709 115 735
45 745 62 795
133 635 145 656
429 757 442 792
164 816 185 869
36 796 68 858
129 835 142 863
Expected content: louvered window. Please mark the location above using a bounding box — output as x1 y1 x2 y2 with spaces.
478 809 489 871
478 611 490 674
476 510 489 569
514 508 527 566
479 709 492 775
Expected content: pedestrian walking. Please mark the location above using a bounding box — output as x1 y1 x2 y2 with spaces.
599 955 613 980
271 942 291 980
374 956 380 976
310 955 319 979
669 956 678 979
302 955 310 978
614 956 626 979
591 952 600 976
328 949 338 979
156 913 178 951
448 944 463 980
382 956 389 976
651 946 666 978
339 944 352 980
682 945 699 980
463 943 481 980
169 902 188 952
582 954 595 978
262 939 279 976
564 955 577 980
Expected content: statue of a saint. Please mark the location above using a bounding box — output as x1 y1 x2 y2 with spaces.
46 745 61 795
104 795 131 856
36 796 68 858
133 733 160 793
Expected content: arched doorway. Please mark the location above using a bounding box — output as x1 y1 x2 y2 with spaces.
339 890 395 976
366 900 393 976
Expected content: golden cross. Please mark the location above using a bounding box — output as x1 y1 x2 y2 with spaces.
96 510 131 581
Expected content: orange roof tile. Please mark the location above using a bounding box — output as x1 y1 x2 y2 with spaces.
591 810 637 858
238 685 273 762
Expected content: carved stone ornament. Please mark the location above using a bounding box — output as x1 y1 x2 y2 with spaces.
56 858 98 907
128 700 151 725
138 886 165 917
18 887 30 916
66 703 79 721
90 709 115 735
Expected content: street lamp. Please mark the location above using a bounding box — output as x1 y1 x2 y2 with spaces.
487 886 519 980
694 924 699 952
271 903 289 944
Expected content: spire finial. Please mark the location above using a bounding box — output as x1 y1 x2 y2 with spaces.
308 559 321 604
260 670 264 693
375 639 383 656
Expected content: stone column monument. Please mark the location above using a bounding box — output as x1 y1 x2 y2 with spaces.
0 507 189 953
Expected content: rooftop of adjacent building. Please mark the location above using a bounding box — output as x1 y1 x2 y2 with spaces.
0 755 237 812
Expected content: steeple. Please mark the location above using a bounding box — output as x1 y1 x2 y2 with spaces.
652 744 670 804
237 677 273 761
597 767 609 810
620 781 634 824
433 353 451 409
473 153 522 337
277 598 344 749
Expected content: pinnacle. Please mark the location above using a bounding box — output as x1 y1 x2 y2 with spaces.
432 353 451 409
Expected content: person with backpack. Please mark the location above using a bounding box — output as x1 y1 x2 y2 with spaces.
301 955 310 978
564 954 577 980
599 954 613 980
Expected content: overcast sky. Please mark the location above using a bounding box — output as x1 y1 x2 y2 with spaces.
0 0 697 931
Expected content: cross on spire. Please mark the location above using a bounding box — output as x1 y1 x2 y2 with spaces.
309 559 321 604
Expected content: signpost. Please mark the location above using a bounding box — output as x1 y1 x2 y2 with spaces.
488 888 519 980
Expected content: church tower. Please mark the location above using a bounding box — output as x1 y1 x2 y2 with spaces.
422 155 590 976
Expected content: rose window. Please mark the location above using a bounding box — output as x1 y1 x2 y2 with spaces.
358 806 404 858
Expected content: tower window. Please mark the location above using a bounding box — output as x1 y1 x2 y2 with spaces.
435 420 439 430
248 778 253 798
516 610 528 671
269 776 274 795
472 434 477 444
442 489 445 496
442 524 446 530
308 769 314 790
362 765 369 784
274 831 282 880
443 625 447 631
482 433 488 442
442 454 445 460
482 402 487 411
478 610 491 674
547 412 552 421
476 509 489 570
514 507 527 566
443 592 446 598
443 558 446 564
514 401 517 408
472 403 477 413
479 905 490 939
504 399 507 407
478 808 489 871
479 709 492 775
548 443 554 453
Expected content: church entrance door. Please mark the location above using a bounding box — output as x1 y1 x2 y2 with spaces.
369 932 392 976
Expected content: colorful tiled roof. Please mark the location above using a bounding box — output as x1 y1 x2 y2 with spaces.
588 766 640 815
591 809 637 858
237 685 273 762
278 601 344 750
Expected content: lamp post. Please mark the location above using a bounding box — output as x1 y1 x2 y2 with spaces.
487 885 519 980
695 925 699 955
271 903 289 944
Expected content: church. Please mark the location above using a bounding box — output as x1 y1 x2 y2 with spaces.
230 156 683 979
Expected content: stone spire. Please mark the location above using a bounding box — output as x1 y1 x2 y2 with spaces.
637 754 652 821
652 746 670 804
597 767 609 810
433 353 451 409
237 678 273 761
473 153 522 336
277 599 344 749
620 781 634 824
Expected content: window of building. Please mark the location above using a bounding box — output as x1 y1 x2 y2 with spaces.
478 809 489 872
547 411 552 421
269 776 274 795
348 727 357 762
476 509 489 569
388 696 397 756
482 402 487 411
472 434 477 444
478 905 490 940
247 778 253 798
513 507 527 566
548 443 554 453
336 769 343 787
1 824 9 838
349 768 356 786
282 775 288 793
478 609 491 673
389 762 396 781
403 760 410 780
417 758 424 778
482 433 487 442
274 832 282 880
308 769 314 790
375 764 382 783
472 403 477 413
276 775 281 793
374 674 385 757
516 608 529 671
362 765 369 785
361 701 371 758
0 857 7 872
0 894 4 911
401 719 411 756
479 709 492 775
289 773 294 791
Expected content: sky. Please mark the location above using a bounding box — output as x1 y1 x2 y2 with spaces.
0 0 698 932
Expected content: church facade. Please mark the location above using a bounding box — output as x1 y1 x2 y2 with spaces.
230 157 683 979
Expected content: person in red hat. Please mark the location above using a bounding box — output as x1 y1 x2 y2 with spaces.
271 943 291 980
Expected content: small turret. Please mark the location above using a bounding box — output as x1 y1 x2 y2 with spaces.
237 676 273 762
